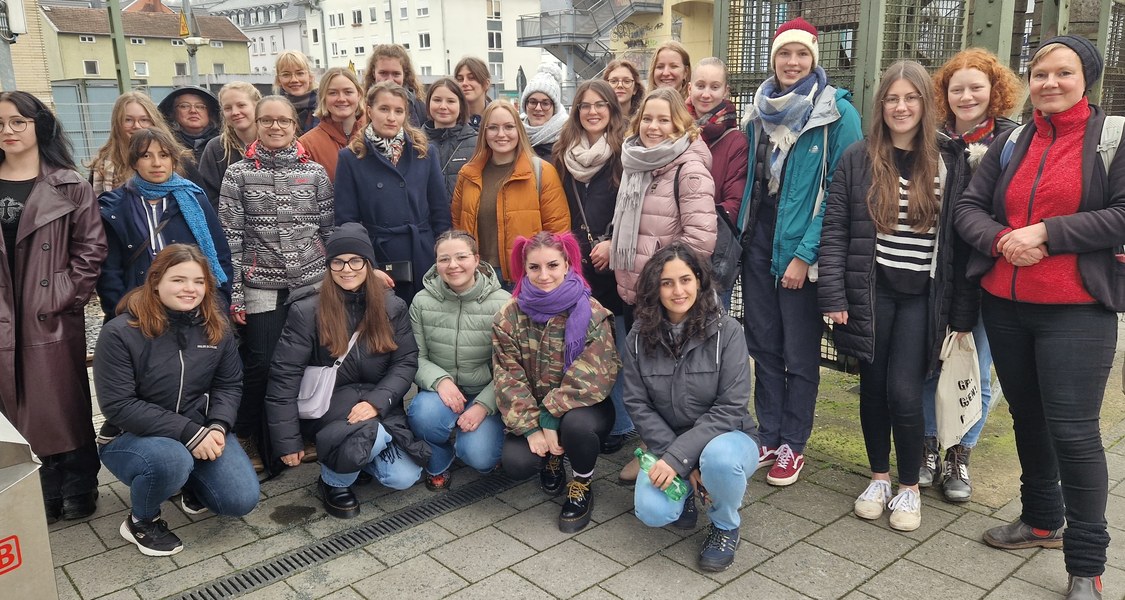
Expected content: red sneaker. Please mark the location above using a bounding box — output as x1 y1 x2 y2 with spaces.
766 444 804 486
759 446 778 468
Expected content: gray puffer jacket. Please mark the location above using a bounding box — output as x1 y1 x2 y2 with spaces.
621 314 758 478
423 121 479 201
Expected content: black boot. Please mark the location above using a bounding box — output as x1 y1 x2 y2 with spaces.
919 436 941 488
600 434 625 454
1066 575 1103 600
559 476 593 533
318 479 360 519
540 454 566 496
62 490 98 520
941 445 972 502
44 498 62 525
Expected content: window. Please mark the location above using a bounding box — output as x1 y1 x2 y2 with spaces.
250 11 258 24
331 42 339 56
270 35 277 53
355 46 366 55
487 0 501 19
420 65 432 76
383 1 391 21
369 6 378 21
489 61 503 82
399 0 407 19
312 28 319 43
133 61 148 76
340 48 348 56
417 0 429 17
210 40 224 48
175 62 187 76
79 35 95 43
83 60 99 76
488 31 502 50
213 63 225 75
418 32 430 49
352 9 362 24
328 13 336 27
258 37 265 54
171 38 185 46
130 37 145 45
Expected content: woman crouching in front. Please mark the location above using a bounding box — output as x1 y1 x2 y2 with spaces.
94 244 259 557
266 223 426 519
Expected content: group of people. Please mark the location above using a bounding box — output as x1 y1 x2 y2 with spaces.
0 19 1119 598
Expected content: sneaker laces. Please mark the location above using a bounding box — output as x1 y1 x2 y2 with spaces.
774 444 794 470
948 446 970 482
566 479 590 501
858 480 892 504
703 526 738 552
888 488 920 513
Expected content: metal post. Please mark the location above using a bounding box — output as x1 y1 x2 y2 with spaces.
106 0 129 93
853 0 887 131
1090 0 1113 104
966 0 1018 64
0 39 15 91
712 0 730 61
1040 0 1071 37
182 0 199 85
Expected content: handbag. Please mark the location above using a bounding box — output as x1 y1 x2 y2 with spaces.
672 163 743 293
935 330 983 448
297 331 360 420
377 260 414 284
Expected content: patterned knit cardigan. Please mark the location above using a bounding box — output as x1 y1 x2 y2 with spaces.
218 141 334 310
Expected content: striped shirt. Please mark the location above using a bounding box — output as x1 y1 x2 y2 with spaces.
875 151 940 294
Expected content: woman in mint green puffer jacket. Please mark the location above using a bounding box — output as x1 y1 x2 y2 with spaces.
407 230 512 490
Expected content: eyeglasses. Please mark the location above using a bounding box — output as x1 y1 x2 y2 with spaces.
607 78 635 88
256 117 296 128
436 253 476 265
175 103 208 112
123 117 153 128
578 101 611 113
525 99 554 109
485 123 518 135
882 94 923 107
0 118 33 133
329 257 367 271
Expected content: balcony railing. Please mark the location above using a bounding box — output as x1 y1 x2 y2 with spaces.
516 0 664 46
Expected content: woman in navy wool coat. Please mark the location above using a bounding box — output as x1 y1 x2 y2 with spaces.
335 82 452 303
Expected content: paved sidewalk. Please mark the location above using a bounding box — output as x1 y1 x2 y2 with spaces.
48 409 1125 600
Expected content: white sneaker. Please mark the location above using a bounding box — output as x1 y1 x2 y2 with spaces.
888 488 922 532
854 480 892 520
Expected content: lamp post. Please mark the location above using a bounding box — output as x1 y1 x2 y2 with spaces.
184 36 210 86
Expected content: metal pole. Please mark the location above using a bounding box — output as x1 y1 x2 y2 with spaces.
0 39 15 91
106 0 129 93
1090 0 1113 104
182 0 199 86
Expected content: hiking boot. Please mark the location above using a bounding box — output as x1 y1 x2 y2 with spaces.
318 479 360 519
425 470 452 492
601 434 625 454
919 436 941 488
759 446 778 468
558 476 593 533
941 445 972 502
179 488 207 515
854 479 893 520
698 524 740 572
120 515 183 556
238 435 264 474
888 488 922 532
540 454 566 496
766 444 804 486
983 520 1064 550
671 488 698 530
1066 575 1103 600
62 490 98 521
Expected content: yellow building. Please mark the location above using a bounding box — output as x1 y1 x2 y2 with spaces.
609 0 715 77
40 5 250 88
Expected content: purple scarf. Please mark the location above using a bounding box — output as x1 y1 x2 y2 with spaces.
516 270 592 370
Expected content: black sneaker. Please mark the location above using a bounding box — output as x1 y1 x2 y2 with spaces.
698 524 739 572
983 520 1064 550
180 488 208 515
941 444 972 502
558 476 593 533
540 454 566 496
919 436 941 488
120 515 184 556
671 489 697 530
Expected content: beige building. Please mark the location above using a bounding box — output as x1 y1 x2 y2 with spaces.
607 0 714 78
9 0 54 102
39 5 250 88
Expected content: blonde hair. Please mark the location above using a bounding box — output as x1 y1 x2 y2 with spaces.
217 81 262 164
628 88 699 142
348 82 430 159
274 50 315 94
467 102 535 164
648 41 692 98
88 92 173 188
315 68 364 120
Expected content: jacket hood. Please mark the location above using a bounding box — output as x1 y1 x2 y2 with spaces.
158 86 221 121
421 261 503 302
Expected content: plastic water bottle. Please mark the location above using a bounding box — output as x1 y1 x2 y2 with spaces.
635 448 690 501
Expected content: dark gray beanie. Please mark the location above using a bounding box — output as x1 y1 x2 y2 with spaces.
326 223 376 266
1036 35 1103 91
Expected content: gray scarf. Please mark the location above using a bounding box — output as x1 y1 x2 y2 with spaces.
524 111 568 149
563 134 614 183
610 135 692 271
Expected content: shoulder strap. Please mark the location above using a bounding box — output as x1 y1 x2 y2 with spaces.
127 215 173 267
332 331 362 368
673 163 684 204
999 124 1027 171
532 155 542 197
1098 116 1125 171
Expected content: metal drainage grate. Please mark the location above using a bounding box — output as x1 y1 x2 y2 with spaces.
175 470 523 600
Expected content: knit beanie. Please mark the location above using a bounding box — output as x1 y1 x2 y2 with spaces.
771 17 819 69
326 223 376 266
1035 34 1103 91
520 63 564 112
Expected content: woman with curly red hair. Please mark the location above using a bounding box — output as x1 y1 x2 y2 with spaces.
919 48 1024 504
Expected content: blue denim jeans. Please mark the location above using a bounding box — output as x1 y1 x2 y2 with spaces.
633 431 759 531
922 314 994 447
407 390 504 475
320 424 422 490
99 432 260 520
609 316 635 437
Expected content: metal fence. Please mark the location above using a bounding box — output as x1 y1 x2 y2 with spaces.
1104 1 1125 114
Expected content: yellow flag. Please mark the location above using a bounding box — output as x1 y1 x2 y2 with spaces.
180 12 189 37
348 61 356 74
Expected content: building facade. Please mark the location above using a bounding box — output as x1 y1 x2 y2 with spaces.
200 0 309 77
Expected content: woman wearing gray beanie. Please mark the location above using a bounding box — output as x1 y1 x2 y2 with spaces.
521 63 569 161
955 35 1124 600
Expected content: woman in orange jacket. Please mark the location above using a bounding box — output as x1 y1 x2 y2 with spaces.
451 102 570 285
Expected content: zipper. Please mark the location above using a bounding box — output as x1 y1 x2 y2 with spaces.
1010 117 1058 301
453 300 463 375
175 350 185 414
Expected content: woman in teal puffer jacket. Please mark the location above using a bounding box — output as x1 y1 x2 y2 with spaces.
407 230 511 490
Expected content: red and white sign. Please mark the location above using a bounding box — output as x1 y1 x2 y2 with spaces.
0 535 23 576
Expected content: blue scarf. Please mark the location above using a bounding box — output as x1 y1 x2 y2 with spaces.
131 173 227 284
516 270 592 371
749 66 828 194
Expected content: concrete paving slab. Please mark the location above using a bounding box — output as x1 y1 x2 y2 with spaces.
353 554 466 599
240 486 323 537
363 520 455 565
494 500 581 550
600 554 719 600
736 502 821 553
168 515 259 567
760 480 858 525
432 497 519 536
905 530 1024 589
804 516 917 571
444 569 550 599
659 529 772 583
428 526 537 583
511 539 625 598
707 570 813 599
284 549 385 598
133 555 234 599
574 512 681 566
237 581 302 600
983 577 1064 599
55 567 80 600
570 586 623 600
495 479 553 510
758 541 875 600
63 544 178 600
49 522 107 566
223 527 318 569
858 558 985 599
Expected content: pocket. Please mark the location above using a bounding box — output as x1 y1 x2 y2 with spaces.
52 271 77 313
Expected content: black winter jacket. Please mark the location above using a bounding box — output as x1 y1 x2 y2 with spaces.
423 121 478 201
265 288 430 472
818 138 978 370
561 163 624 315
93 310 242 449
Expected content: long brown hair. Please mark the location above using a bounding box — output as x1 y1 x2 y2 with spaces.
425 78 469 126
120 244 229 345
348 82 430 159
553 79 625 187
127 128 191 178
88 92 173 187
316 263 398 357
603 59 645 116
867 61 940 235
365 44 423 96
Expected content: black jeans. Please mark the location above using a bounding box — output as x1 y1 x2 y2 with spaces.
235 295 290 437
502 400 614 478
982 294 1115 577
858 286 928 485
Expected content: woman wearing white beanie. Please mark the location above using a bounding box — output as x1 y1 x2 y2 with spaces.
521 63 569 161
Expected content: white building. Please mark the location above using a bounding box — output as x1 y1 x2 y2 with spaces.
304 0 552 100
200 0 310 77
